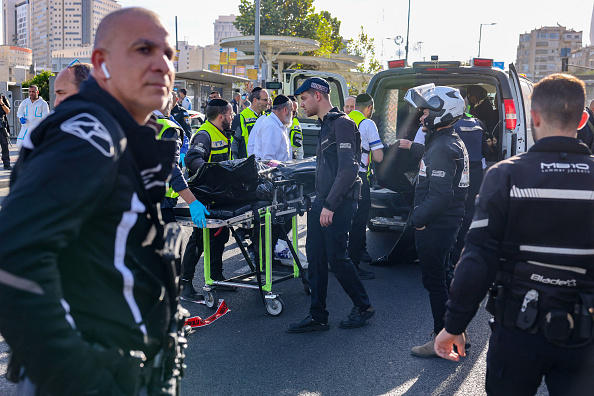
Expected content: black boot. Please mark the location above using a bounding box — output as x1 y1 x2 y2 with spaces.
181 279 203 301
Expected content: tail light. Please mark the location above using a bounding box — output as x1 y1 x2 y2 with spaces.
504 99 517 130
388 59 406 68
472 58 494 67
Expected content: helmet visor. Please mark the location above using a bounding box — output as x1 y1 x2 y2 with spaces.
404 83 442 112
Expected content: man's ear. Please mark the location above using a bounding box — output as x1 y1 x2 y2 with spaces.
531 109 541 128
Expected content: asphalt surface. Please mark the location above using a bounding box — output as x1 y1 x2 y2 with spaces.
0 186 548 395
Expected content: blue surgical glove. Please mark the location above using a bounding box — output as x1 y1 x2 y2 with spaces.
189 200 209 228
20 117 26 125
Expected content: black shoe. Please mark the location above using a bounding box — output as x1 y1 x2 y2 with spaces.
287 315 329 333
357 268 375 280
360 250 372 263
3 165 11 170
339 306 375 329
181 279 203 301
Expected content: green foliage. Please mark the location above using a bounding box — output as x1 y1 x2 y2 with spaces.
22 70 54 101
347 26 381 74
234 0 344 55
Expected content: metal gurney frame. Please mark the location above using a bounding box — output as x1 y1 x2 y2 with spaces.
178 180 310 316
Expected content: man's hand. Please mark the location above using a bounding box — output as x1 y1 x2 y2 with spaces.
20 117 26 125
434 329 466 361
320 207 334 227
189 200 210 228
399 139 412 150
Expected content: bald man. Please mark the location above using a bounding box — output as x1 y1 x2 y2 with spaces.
0 7 191 395
53 62 92 107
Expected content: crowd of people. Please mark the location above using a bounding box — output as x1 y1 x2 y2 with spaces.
0 6 594 396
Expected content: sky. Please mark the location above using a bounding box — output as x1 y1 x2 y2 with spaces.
120 0 593 67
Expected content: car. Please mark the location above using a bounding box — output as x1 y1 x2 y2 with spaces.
187 109 205 130
365 58 534 260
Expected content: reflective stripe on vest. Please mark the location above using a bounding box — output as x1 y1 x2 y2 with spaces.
192 121 229 162
290 117 302 148
156 118 181 198
239 107 259 151
348 110 373 180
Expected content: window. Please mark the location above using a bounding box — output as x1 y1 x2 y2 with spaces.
549 33 559 39
537 32 548 39
536 42 548 47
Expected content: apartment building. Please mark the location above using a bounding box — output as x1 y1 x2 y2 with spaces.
0 44 32 82
3 0 120 69
515 26 582 81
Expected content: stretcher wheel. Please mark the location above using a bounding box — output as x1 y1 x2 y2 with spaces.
265 297 284 316
204 291 217 309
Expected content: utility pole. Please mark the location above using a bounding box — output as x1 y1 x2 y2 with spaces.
405 0 411 65
478 23 496 57
175 16 179 72
255 0 260 87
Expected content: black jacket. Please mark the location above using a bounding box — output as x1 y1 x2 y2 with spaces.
316 107 361 212
445 137 594 335
170 103 192 138
0 77 177 394
411 126 469 229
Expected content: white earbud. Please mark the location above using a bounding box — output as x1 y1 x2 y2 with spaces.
101 63 111 79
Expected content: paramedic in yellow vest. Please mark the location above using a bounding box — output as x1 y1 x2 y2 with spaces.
231 86 269 159
181 98 234 300
347 93 384 280
154 93 208 229
287 95 304 159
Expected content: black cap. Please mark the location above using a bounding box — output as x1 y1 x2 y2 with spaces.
273 94 290 106
208 98 229 107
356 93 373 104
294 77 331 95
287 95 297 102
252 87 263 93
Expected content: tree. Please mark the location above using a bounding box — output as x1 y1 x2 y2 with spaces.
234 0 343 56
22 70 54 101
347 27 381 74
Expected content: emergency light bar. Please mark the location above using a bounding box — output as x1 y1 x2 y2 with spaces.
472 58 494 67
388 59 406 68
412 61 461 68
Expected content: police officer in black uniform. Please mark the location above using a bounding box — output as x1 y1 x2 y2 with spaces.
435 73 594 396
287 77 375 333
0 8 187 394
181 98 235 299
403 84 469 357
170 91 192 139
0 93 11 169
449 112 489 272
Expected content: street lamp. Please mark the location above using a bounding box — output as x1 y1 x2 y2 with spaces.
478 23 496 57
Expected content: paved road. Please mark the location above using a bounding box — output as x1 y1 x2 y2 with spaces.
0 186 547 395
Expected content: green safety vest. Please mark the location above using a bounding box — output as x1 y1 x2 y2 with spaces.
289 117 302 148
348 110 373 181
238 107 259 154
156 118 181 199
191 120 229 163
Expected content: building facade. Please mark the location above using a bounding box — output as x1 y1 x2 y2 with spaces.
3 0 120 69
0 45 32 82
214 14 240 45
51 44 92 71
515 26 582 81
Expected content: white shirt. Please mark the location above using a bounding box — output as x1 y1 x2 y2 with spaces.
253 112 291 162
359 118 384 172
181 97 191 111
16 97 50 148
246 114 267 157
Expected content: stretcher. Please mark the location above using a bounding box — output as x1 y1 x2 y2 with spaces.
176 180 310 316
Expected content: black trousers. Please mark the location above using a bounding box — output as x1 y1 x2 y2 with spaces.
450 161 484 269
415 226 459 334
348 172 370 266
0 128 9 167
181 227 229 281
486 323 594 396
307 199 371 323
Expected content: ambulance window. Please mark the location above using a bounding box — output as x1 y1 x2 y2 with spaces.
520 79 534 149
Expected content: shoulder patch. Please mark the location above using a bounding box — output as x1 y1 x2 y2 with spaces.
60 113 115 157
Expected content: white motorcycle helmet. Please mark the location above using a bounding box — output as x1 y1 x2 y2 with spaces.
404 83 465 130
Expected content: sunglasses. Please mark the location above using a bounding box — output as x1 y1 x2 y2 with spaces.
67 58 90 77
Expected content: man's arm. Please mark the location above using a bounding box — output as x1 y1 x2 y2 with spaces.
16 101 25 119
185 132 211 174
160 127 189 195
323 117 359 212
410 146 458 228
435 165 510 360
0 119 127 393
365 120 384 163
